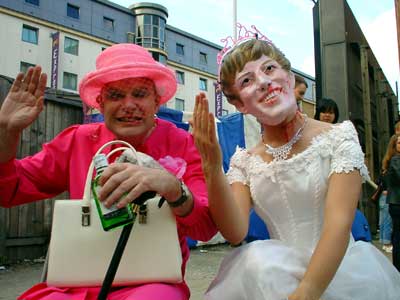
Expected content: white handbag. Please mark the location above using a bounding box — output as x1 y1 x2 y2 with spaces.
46 140 182 287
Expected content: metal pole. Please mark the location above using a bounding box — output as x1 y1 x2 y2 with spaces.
395 0 400 76
312 1 322 105
233 0 237 40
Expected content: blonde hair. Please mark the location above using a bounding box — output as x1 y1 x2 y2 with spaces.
219 39 291 103
382 134 400 172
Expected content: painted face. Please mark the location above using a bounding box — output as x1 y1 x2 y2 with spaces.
99 77 159 142
294 83 307 101
319 110 336 124
233 55 297 126
396 136 400 153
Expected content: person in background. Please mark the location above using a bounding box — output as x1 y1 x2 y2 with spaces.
376 125 400 254
294 74 308 112
0 43 217 300
378 145 393 253
395 119 400 135
382 134 400 271
314 97 339 124
192 33 400 300
376 121 400 254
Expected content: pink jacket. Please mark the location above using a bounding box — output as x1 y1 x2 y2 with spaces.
0 118 217 293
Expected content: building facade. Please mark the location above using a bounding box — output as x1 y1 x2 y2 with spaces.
0 0 315 116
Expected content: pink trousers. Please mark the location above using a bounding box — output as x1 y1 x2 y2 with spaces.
18 282 189 300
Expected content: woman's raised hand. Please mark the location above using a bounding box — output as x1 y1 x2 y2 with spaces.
192 93 223 176
0 66 47 133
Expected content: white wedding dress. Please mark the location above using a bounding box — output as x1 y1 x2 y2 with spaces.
205 121 400 300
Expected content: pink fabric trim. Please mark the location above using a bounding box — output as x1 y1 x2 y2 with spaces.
18 282 188 300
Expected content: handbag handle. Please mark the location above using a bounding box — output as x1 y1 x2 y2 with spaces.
81 140 139 226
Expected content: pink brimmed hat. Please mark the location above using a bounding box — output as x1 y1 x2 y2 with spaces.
79 43 177 109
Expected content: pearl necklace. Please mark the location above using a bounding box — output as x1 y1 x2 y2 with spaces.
263 116 307 161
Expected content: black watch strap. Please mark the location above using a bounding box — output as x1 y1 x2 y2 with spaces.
168 181 189 208
157 182 190 208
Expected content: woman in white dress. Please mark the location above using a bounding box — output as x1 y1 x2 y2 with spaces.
192 36 400 300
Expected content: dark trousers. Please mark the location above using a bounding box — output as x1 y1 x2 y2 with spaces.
389 203 400 272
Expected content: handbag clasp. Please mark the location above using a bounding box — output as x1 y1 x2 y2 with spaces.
82 206 91 226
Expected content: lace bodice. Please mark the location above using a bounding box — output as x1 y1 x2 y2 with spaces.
226 121 369 249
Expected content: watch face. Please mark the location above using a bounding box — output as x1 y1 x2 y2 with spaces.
181 182 189 198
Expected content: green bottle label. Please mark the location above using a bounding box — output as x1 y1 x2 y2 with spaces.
92 182 133 219
92 154 135 231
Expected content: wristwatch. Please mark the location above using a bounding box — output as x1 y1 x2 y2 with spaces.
167 181 190 208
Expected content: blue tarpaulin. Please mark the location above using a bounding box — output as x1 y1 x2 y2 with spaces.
157 106 190 131
216 113 246 172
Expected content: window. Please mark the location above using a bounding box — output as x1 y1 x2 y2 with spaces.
127 32 135 43
151 52 167 64
176 71 185 84
144 15 151 24
64 37 79 55
25 0 39 5
175 98 185 111
67 3 79 19
103 17 114 31
20 61 35 74
199 78 208 91
22 25 38 44
63 72 78 90
135 14 166 50
200 52 207 64
176 43 184 56
157 53 167 65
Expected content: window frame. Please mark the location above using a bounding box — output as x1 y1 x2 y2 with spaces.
176 43 184 56
63 72 78 91
67 3 80 19
176 71 185 85
22 24 38 44
103 16 114 31
175 98 185 111
64 36 79 56
199 78 208 91
20 61 35 74
135 15 166 50
25 0 39 6
199 52 208 65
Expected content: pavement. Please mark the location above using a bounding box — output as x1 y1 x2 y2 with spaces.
0 239 393 300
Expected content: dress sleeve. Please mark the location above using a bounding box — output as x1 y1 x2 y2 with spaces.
329 121 370 181
226 147 249 186
0 126 78 207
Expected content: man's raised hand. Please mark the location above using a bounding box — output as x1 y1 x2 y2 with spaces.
0 66 47 132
